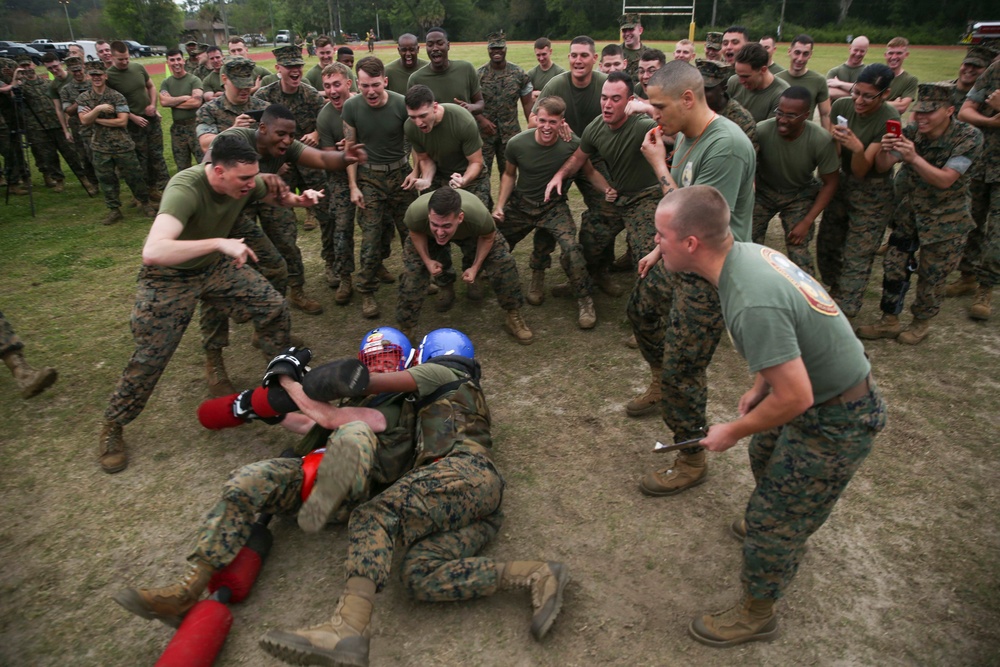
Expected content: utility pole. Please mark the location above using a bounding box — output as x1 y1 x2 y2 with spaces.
59 0 75 41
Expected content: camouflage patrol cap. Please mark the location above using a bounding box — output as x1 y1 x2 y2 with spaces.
705 32 723 51
913 82 956 112
695 58 733 87
222 56 257 88
192 43 209 55
273 44 305 67
487 30 506 48
86 59 107 74
15 55 34 66
619 13 641 29
65 56 84 71
185 40 198 50
963 45 995 68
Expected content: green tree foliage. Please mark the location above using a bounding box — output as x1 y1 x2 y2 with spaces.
103 0 183 44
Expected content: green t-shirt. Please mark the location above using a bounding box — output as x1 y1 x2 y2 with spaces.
260 73 279 87
48 72 70 100
342 91 408 164
105 62 151 113
775 69 829 115
407 60 481 104
316 101 346 148
404 188 495 240
768 62 786 75
826 63 864 84
830 96 900 177
527 63 565 93
889 71 918 103
728 75 789 122
157 164 269 270
504 128 580 202
756 119 839 194
719 243 870 404
670 116 756 242
533 71 608 137
404 103 482 175
201 70 223 95
580 113 658 192
385 57 428 95
160 73 204 122
214 126 306 174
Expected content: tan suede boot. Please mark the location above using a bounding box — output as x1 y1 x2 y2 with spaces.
3 350 57 399
260 577 376 667
626 366 661 417
98 420 127 474
498 561 570 640
639 449 708 496
435 283 456 312
897 317 932 345
731 517 747 541
855 314 902 340
101 208 124 226
970 285 992 321
204 349 235 397
577 296 597 329
289 286 324 315
324 264 340 288
113 559 215 628
689 593 778 648
527 270 545 306
944 272 978 297
303 208 318 231
593 270 623 297
504 309 534 345
375 263 396 284
361 293 379 319
335 274 353 304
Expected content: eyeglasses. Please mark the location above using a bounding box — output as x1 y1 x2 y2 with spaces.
773 109 808 120
849 86 883 103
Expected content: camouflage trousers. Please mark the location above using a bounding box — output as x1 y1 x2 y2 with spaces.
199 211 289 350
92 149 148 210
104 259 290 425
322 172 357 275
480 134 508 202
346 451 505 600
816 175 895 318
752 182 819 275
499 194 592 298
743 380 885 599
169 118 203 171
395 231 525 330
259 202 307 289
127 114 170 192
881 228 968 321
628 268 723 443
961 178 1000 288
429 172 491 283
584 188 659 272
355 166 415 294
191 423 381 568
0 310 24 357
29 126 87 184
68 118 97 182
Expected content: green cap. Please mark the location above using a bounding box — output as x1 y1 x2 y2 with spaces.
86 59 107 74
272 44 304 67
695 58 733 87
619 13 640 29
487 30 506 48
705 32 723 51
65 56 84 71
222 56 257 88
912 82 956 112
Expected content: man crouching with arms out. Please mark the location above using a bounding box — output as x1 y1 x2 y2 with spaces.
647 185 886 646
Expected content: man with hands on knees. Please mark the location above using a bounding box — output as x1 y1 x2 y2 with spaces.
649 185 886 648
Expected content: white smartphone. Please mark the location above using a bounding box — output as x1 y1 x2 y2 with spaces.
836 115 848 128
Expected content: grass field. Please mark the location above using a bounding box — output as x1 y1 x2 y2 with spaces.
1 41 998 667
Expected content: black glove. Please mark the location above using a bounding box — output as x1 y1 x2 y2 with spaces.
302 358 370 401
262 347 312 389
232 389 285 425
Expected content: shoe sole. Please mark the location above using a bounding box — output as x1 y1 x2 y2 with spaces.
291 303 325 315
531 563 570 640
639 473 708 497
260 631 368 667
687 616 779 648
112 589 183 628
298 439 360 533
625 402 659 418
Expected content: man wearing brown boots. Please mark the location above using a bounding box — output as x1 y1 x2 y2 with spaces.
1 312 57 399
260 329 568 666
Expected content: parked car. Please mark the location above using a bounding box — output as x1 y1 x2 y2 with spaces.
274 30 291 44
122 40 152 58
0 42 44 65
29 40 70 59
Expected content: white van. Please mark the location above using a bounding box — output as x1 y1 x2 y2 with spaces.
71 39 101 62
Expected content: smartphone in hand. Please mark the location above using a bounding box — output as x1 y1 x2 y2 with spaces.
886 119 902 137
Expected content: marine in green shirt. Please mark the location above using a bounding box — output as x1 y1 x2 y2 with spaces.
774 35 831 130
406 27 484 116
384 33 428 95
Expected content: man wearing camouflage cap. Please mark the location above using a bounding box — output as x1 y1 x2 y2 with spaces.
189 43 211 81
59 56 98 185
698 59 758 152
619 13 646 84
704 32 723 61
858 82 984 344
477 30 533 188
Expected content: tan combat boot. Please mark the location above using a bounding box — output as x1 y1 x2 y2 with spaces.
624 333 639 349
626 366 662 417
855 314 902 340
577 296 597 329
260 577 376 667
113 559 215 628
335 274 353 304
204 349 235 397
148 189 163 203
52 179 65 193
361 293 379 319
435 283 456 312
640 448 708 496
3 350 57 399
289 286 324 315
98 420 128 474
970 285 992 321
140 202 158 218
504 309 534 345
375 263 396 284
944 272 978 297
101 208 124 226
689 593 778 647
466 280 484 301
303 208 318 231
897 317 931 345
324 264 340 288
527 270 545 306
81 177 99 197
593 270 623 297
497 561 570 640
731 517 747 541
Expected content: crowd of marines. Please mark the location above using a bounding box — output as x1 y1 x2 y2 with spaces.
3 17 999 664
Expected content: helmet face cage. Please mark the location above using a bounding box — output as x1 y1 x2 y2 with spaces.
358 327 415 372
417 328 474 363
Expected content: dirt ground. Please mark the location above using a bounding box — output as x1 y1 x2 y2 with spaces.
1 210 999 666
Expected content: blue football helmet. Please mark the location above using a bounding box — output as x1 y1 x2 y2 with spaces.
358 327 415 372
417 328 475 363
